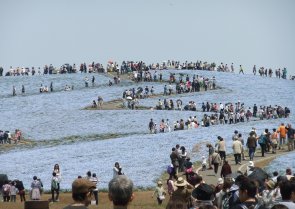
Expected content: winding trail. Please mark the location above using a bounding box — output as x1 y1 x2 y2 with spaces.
196 147 295 184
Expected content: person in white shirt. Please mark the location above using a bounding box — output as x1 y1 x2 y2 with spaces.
113 162 123 178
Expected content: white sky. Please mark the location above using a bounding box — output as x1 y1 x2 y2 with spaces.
0 0 294 75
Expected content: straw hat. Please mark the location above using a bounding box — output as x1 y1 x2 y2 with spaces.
266 180 275 189
157 181 163 185
175 177 186 187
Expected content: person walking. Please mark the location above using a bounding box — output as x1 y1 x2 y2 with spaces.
277 123 286 150
270 128 278 154
152 181 166 205
206 143 214 169
232 137 243 164
247 131 257 161
216 136 226 162
258 130 267 157
286 124 295 151
211 150 222 176
220 160 232 179
90 173 99 205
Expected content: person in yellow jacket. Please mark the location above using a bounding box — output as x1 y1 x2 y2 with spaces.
277 123 287 150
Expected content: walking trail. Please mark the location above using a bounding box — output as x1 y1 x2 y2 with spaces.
196 147 294 184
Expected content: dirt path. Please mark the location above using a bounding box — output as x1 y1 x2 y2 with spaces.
196 147 294 184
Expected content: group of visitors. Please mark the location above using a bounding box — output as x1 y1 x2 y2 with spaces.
162 165 295 209
123 86 156 100
253 65 288 79
0 129 21 145
155 98 197 111
1 179 26 202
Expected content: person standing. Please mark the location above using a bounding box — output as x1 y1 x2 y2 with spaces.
206 143 214 169
63 178 96 209
91 76 95 86
216 136 226 161
258 131 267 157
270 128 278 154
90 173 99 205
51 172 59 202
31 176 42 200
113 162 123 178
220 160 232 179
12 85 16 96
247 131 257 161
170 147 180 175
286 124 295 151
108 175 134 209
232 178 265 209
167 177 193 209
211 150 222 176
238 133 246 160
53 164 61 192
232 137 243 164
148 119 155 134
21 85 25 94
10 181 17 202
2 180 11 202
15 179 26 202
277 123 286 150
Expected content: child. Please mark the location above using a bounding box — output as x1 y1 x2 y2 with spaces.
10 181 18 202
152 181 166 205
201 156 207 171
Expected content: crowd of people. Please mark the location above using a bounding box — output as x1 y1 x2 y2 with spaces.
148 103 291 135
1 121 294 209
161 122 295 209
1 59 293 81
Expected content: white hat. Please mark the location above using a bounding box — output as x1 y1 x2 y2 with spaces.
248 161 254 167
217 178 224 185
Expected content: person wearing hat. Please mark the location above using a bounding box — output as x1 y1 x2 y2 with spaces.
258 180 276 208
166 177 193 209
63 178 96 209
108 175 134 209
191 183 215 208
152 180 166 205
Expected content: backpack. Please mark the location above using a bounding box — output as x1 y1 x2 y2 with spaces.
167 164 173 174
258 135 265 144
3 184 10 195
51 178 59 190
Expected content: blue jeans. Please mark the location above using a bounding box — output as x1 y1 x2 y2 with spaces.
249 147 256 160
